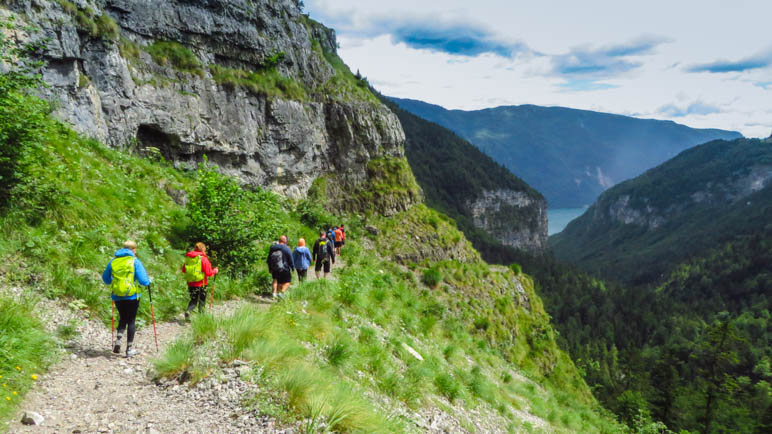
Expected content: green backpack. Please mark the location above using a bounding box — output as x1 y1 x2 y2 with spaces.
184 255 205 283
111 256 139 297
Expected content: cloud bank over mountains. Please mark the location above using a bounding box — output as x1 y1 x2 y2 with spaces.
307 0 772 138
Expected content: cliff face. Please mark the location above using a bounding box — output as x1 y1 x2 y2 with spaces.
6 0 409 205
466 189 547 251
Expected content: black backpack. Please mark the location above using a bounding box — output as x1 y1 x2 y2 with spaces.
269 248 287 272
317 239 329 262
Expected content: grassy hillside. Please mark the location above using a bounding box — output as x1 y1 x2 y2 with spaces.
0 32 621 433
391 97 742 208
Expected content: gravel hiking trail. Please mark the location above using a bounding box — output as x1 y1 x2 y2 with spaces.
5 294 280 434
7 259 347 433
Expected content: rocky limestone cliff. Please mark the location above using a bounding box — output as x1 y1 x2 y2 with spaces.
466 189 547 251
4 0 412 207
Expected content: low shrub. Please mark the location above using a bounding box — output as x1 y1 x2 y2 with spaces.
421 266 443 288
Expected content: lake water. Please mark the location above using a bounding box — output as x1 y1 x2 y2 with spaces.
548 208 587 235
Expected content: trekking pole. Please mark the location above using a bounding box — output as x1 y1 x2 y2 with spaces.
209 274 217 310
111 301 115 349
148 283 159 352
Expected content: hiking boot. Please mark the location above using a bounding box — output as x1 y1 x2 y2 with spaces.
184 310 190 321
112 343 121 354
126 347 140 358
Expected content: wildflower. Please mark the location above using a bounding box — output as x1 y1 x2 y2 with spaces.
31 375 38 381
12 391 17 396
15 366 21 371
4 396 9 401
2 383 6 388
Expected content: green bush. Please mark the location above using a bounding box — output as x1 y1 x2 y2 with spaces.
296 198 336 231
186 162 285 274
0 21 65 219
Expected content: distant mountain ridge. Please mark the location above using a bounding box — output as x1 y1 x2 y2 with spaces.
550 136 772 285
390 97 742 208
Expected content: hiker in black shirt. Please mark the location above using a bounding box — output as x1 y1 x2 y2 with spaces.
312 231 335 279
267 235 294 298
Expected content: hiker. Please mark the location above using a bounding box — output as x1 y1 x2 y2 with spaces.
334 226 344 256
326 226 336 255
339 224 346 251
312 230 335 279
102 240 151 357
181 242 219 319
292 238 312 282
267 235 294 298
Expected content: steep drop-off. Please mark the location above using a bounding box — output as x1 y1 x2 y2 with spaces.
379 95 547 253
5 0 414 213
551 137 772 285
391 97 742 208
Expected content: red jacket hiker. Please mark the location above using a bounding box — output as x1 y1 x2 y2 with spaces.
181 250 218 287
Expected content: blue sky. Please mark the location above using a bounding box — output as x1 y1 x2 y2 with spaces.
307 0 772 137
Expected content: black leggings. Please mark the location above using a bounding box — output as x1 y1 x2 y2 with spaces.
187 285 207 313
115 299 139 344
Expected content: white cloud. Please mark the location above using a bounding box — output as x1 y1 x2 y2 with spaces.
306 0 772 137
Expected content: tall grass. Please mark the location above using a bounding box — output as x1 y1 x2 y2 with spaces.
154 245 623 432
0 296 56 422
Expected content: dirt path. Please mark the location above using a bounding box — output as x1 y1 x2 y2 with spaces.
6 257 348 433
6 296 282 434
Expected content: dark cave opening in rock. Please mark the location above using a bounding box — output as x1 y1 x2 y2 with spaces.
136 124 180 161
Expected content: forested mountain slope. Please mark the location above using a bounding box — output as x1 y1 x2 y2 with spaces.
551 137 772 285
391 97 742 208
378 94 548 253
538 136 772 433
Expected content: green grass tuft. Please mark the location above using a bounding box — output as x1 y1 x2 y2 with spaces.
145 41 204 76
209 64 307 101
0 297 57 422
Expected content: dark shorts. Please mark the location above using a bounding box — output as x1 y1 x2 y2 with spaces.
315 259 331 273
272 269 292 284
338 241 344 247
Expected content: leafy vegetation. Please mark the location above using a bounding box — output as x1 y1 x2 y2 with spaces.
184 163 285 274
0 296 56 423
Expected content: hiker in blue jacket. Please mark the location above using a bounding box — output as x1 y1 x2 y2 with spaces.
102 240 151 357
292 238 313 282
